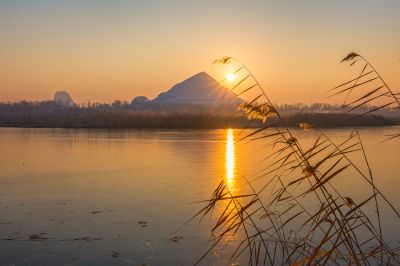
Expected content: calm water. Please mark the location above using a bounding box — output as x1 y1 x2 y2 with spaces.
0 127 399 265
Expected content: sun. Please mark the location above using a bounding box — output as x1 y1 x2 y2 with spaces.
226 73 235 82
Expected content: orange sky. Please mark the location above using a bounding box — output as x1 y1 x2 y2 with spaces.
0 1 399 104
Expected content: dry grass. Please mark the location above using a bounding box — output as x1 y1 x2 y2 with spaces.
191 55 400 265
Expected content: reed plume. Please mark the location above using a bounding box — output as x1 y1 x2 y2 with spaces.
191 56 400 265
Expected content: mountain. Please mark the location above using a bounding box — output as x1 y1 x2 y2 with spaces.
131 96 150 105
54 91 75 107
152 72 242 105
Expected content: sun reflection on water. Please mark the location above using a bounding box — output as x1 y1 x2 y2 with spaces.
226 128 236 191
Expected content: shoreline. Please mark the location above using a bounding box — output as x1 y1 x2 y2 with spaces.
1 124 399 130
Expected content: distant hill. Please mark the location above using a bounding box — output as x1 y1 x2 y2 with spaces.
1 72 399 128
54 91 75 108
137 72 243 106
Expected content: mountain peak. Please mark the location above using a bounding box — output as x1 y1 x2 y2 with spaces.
54 91 75 107
153 72 241 105
188 71 216 81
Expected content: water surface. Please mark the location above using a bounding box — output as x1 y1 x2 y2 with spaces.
0 127 399 265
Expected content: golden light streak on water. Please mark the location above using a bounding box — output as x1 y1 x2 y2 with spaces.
226 128 236 191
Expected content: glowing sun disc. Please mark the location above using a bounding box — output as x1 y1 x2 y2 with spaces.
226 73 235 82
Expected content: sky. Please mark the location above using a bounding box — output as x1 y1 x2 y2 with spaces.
0 0 399 104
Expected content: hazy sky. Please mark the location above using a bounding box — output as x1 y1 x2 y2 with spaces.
0 0 399 104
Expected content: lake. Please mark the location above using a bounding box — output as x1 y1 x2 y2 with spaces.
0 127 399 265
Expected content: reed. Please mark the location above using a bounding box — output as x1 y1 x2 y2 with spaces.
192 55 400 265
330 52 400 141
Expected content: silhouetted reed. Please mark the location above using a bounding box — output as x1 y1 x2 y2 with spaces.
330 52 400 141
192 55 400 265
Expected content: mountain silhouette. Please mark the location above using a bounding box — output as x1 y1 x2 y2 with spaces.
152 72 242 105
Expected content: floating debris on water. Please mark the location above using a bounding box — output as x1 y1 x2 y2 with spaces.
60 236 102 241
29 233 50 241
137 220 148 227
168 236 183 243
91 210 104 214
111 251 120 258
